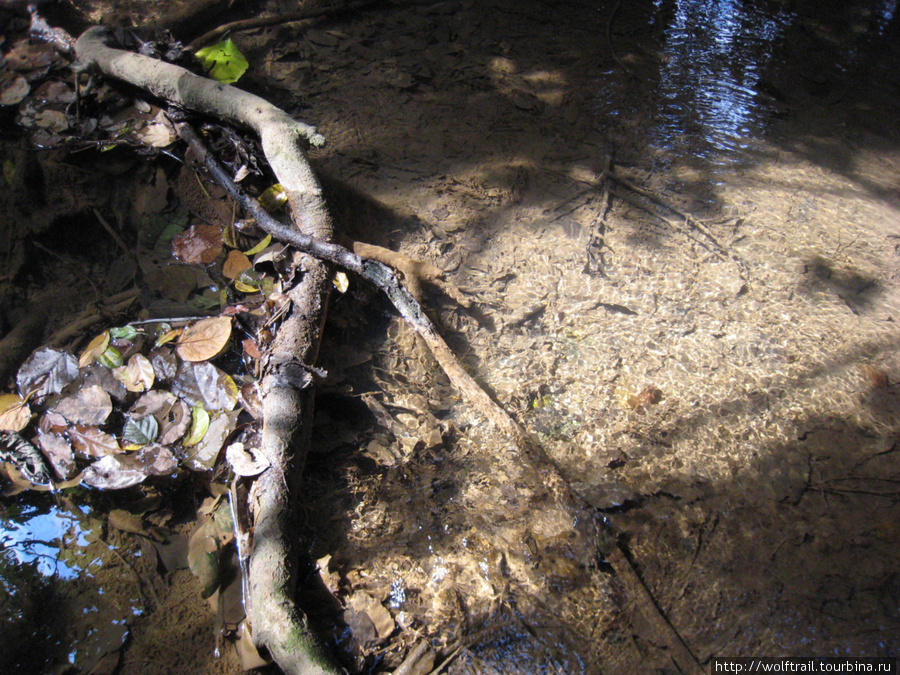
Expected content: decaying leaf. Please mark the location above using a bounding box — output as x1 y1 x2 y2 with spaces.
70 425 121 458
113 353 155 392
861 364 889 389
79 332 110 368
53 385 113 426
183 411 238 471
17 348 79 399
626 384 663 413
172 361 239 411
133 110 177 148
0 394 31 432
37 432 75 480
333 270 350 293
346 590 395 640
150 348 179 380
176 317 232 362
172 223 224 264
5 38 59 73
122 415 159 448
155 328 182 349
223 250 252 279
238 381 262 419
82 454 148 490
226 442 269 477
188 520 221 598
108 509 147 536
0 72 29 106
136 443 179 475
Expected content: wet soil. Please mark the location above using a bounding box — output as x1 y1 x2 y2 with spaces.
2 0 899 672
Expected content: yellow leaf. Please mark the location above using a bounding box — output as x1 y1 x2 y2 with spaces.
79 331 110 368
234 280 260 294
259 183 287 212
113 354 156 393
184 406 210 447
243 234 272 256
0 394 31 432
332 271 350 293
176 317 232 362
155 328 183 348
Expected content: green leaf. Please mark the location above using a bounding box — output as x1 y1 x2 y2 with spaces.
110 325 139 340
184 405 210 447
97 345 123 368
195 38 249 84
123 415 159 447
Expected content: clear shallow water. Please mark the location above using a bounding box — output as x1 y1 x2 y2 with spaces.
651 0 789 159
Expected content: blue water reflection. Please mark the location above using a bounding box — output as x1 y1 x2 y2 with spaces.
1 503 91 579
651 0 789 161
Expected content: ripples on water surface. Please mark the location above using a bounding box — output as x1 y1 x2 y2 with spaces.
600 0 899 167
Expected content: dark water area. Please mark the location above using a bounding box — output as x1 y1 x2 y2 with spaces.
597 0 900 183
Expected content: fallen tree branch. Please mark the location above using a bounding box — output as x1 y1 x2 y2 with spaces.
75 26 343 675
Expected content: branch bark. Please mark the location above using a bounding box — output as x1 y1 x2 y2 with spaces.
74 27 343 675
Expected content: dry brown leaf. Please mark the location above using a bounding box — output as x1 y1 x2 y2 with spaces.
79 331 111 368
861 364 889 389
37 432 75 480
172 223 223 264
225 442 270 477
113 354 156 392
70 425 121 458
223 250 252 279
54 385 113 426
626 384 663 413
0 394 31 432
176 317 232 362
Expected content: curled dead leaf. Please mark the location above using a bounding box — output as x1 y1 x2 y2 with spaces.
79 331 111 368
226 442 270 477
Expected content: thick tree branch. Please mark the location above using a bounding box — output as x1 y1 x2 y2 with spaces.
75 26 343 675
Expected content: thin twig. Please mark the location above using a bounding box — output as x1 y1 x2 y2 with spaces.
92 208 131 255
48 288 140 346
185 0 383 52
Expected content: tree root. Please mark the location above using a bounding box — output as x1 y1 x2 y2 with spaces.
75 26 343 675
184 0 383 53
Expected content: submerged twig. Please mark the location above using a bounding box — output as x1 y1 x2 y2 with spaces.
185 0 382 52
